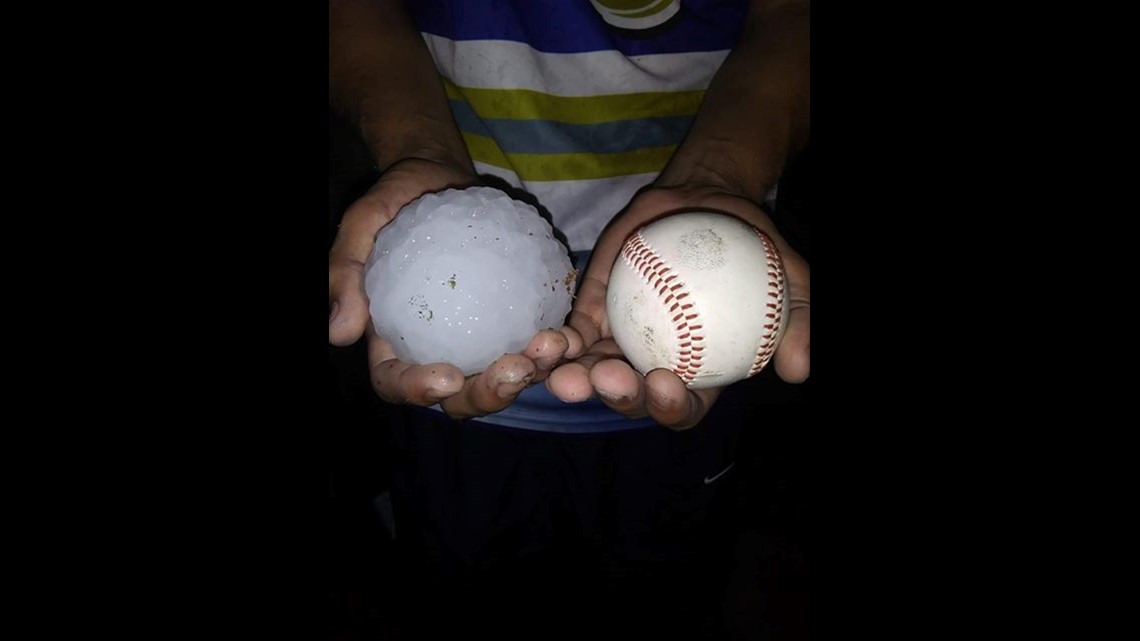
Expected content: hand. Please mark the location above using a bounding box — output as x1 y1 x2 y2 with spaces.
329 158 580 418
546 185 810 430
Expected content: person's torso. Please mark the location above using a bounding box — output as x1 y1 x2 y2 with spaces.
406 0 749 251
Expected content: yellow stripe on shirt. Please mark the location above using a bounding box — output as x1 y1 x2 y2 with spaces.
461 132 677 181
442 78 705 124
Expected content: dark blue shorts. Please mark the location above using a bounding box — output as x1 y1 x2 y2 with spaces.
385 382 753 637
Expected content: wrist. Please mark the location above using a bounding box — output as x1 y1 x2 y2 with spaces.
358 111 474 177
654 141 780 205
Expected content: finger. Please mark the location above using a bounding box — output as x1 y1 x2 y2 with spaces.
545 338 625 403
589 358 647 418
558 325 585 361
439 353 537 419
643 368 723 431
329 187 402 346
564 273 608 348
545 361 593 403
775 303 810 383
773 242 810 383
367 326 466 405
521 329 570 383
329 255 371 346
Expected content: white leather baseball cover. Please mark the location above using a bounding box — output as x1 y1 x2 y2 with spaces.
606 212 789 390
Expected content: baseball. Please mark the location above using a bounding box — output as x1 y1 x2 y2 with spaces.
606 212 789 390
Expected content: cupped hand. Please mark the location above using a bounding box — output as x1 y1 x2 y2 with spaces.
545 186 810 430
329 158 582 418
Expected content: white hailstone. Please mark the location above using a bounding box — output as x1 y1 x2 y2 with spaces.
364 186 576 376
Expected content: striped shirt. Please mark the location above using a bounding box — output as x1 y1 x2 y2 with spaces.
406 0 750 251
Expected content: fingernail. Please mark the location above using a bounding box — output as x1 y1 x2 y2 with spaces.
597 390 630 404
329 301 339 324
496 376 532 399
648 387 671 409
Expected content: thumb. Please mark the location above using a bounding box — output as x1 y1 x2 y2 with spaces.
772 239 810 384
774 303 810 383
328 159 479 346
329 259 371 346
328 184 401 346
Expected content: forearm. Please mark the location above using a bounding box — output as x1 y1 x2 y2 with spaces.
657 0 810 203
329 0 473 174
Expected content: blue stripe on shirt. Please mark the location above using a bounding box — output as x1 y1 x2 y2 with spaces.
405 0 748 55
449 100 694 154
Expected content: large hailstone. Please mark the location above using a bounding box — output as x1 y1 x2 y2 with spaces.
364 186 576 376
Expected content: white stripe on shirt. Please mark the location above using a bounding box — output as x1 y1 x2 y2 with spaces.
423 34 729 97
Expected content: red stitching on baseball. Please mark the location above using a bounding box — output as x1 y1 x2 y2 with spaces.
748 230 786 377
620 229 705 384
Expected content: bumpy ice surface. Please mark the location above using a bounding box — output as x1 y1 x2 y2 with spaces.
364 186 576 376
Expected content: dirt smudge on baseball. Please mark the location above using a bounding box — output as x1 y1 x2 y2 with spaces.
678 228 727 270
